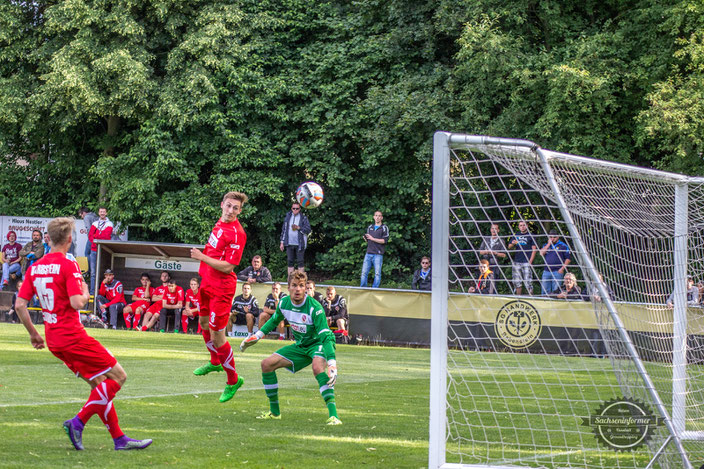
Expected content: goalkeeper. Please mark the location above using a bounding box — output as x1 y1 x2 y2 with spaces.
240 271 341 425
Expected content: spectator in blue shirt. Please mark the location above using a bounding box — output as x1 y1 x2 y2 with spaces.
539 229 572 295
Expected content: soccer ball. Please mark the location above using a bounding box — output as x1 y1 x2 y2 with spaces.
296 181 324 208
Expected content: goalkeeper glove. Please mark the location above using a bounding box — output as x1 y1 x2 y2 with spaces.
326 359 337 387
240 331 264 352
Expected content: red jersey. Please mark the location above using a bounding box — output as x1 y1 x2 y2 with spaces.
98 279 126 306
152 284 168 301
133 285 153 302
185 289 200 311
163 286 185 306
199 218 246 286
18 252 86 350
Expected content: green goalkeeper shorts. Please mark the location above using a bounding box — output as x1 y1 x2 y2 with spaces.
274 343 326 373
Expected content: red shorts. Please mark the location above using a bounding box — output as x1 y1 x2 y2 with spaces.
200 283 235 331
51 335 117 381
127 300 150 312
146 302 163 315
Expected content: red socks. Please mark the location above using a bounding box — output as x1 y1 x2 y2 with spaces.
215 342 238 385
77 378 124 437
202 330 220 366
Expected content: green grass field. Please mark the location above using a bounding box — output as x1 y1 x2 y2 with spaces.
3 322 697 469
0 323 430 469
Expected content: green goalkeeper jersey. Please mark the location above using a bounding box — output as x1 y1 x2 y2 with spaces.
260 295 336 360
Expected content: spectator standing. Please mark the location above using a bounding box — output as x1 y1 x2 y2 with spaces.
96 269 126 330
43 232 51 255
1 231 23 289
183 278 201 334
237 255 272 284
229 283 260 337
539 229 572 295
122 273 152 330
666 277 700 308
360 210 389 288
79 208 99 256
411 256 432 291
88 207 114 295
19 229 45 277
479 223 508 270
306 280 324 303
323 286 349 336
469 260 496 294
159 279 184 333
508 220 537 295
260 282 288 340
79 208 98 279
279 202 311 275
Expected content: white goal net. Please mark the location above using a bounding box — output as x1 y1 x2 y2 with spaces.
429 132 704 469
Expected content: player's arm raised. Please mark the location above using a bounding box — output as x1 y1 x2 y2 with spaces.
190 247 235 274
240 307 283 351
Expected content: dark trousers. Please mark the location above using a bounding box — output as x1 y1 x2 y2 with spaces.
96 295 124 329
159 308 182 331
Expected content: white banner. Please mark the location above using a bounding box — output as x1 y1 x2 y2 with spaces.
0 215 127 257
124 257 200 273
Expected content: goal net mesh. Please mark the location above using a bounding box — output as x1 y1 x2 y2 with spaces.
443 138 704 468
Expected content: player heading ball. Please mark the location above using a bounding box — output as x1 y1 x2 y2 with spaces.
190 191 248 403
240 270 341 425
14 217 152 451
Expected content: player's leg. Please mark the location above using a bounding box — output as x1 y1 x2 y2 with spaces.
210 303 243 402
193 289 222 375
181 311 191 334
140 311 153 331
336 317 347 334
122 305 134 329
158 308 168 332
277 320 286 340
173 308 182 333
312 355 340 424
246 312 255 335
257 351 300 419
133 305 144 330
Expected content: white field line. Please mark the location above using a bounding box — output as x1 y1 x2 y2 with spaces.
0 385 266 408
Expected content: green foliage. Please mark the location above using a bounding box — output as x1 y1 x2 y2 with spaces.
1 0 703 283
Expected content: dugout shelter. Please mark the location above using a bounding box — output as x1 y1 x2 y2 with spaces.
93 239 202 306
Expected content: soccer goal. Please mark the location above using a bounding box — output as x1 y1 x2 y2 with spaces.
429 132 704 469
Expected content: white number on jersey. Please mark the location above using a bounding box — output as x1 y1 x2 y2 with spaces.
33 277 55 311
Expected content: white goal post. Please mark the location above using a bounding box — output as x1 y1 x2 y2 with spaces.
429 132 704 469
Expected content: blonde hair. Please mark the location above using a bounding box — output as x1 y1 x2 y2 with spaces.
288 270 308 286
47 217 75 247
223 191 248 205
564 272 577 283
